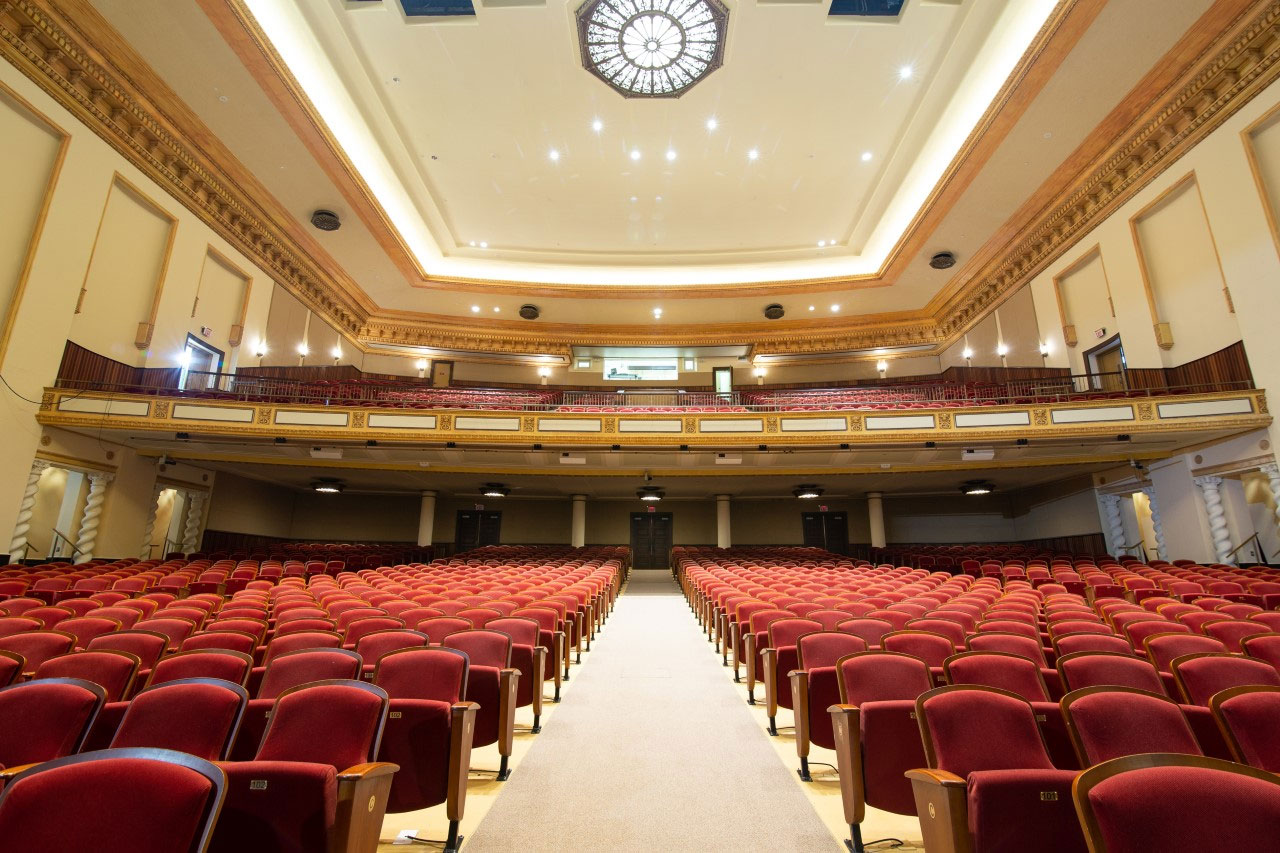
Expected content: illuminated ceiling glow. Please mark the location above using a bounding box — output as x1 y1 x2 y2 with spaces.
576 0 729 98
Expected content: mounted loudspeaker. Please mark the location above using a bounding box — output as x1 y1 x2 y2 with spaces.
519 304 540 320
930 251 956 269
763 304 785 320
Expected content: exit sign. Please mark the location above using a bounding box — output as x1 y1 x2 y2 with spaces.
819 505 828 512
647 505 656 513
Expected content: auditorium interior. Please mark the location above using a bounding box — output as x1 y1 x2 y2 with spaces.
4 0 1280 851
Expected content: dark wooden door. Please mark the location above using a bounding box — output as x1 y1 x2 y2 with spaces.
630 512 673 569
801 511 849 555
455 510 502 550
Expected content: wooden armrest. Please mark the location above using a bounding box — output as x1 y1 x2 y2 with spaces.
448 702 479 821
828 703 863 825
905 767 967 787
337 761 399 782
761 648 778 715
0 762 40 781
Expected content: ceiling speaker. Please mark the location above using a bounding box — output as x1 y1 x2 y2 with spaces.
763 303 785 320
929 251 956 269
519 304 540 320
311 210 341 231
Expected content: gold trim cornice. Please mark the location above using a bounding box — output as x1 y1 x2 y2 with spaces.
0 0 373 335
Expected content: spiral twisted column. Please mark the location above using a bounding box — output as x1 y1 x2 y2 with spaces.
140 483 165 559
1261 463 1280 540
180 490 207 555
74 472 114 564
1099 493 1126 555
1141 486 1166 561
1194 475 1233 564
8 458 50 563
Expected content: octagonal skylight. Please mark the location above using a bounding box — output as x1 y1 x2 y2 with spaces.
576 0 729 98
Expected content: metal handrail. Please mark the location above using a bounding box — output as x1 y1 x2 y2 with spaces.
50 528 84 560
51 371 1256 413
1226 532 1266 563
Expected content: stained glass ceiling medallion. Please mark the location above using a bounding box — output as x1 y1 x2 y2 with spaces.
576 0 729 98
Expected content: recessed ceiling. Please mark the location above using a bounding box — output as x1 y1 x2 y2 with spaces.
237 0 1057 284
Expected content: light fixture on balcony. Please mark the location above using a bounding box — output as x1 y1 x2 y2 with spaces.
637 485 665 502
876 359 888 378
481 483 510 498
754 366 766 385
537 366 551 386
312 478 344 494
960 480 995 496
415 358 428 378
793 485 823 499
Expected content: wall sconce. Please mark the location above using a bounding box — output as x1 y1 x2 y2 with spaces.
876 359 888 378
962 347 974 363
331 345 342 364
1039 342 1051 357
254 339 268 366
753 366 766 386
296 342 309 366
537 366 551 386
996 343 1008 357
415 358 428 379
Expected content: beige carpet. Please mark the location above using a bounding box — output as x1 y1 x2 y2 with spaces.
459 570 841 852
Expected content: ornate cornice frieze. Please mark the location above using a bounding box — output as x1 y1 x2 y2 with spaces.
0 0 372 334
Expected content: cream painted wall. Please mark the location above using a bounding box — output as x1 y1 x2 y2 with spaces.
0 60 274 556
939 290 1045 368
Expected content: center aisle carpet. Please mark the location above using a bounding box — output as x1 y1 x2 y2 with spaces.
461 570 841 852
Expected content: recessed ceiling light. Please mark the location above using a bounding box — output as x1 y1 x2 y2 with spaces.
655 196 663 202
830 304 840 312
630 196 638 203
493 307 500 313
861 151 873 162
747 148 759 161
470 305 480 313
808 305 815 311
653 307 663 318
479 241 488 248
630 149 641 161
549 149 560 161
592 118 603 132
468 241 476 247
899 65 914 80
666 149 677 162
706 117 718 131
817 240 826 247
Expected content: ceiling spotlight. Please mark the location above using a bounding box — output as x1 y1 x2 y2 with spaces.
861 151 873 162
479 241 488 248
653 307 663 318
830 304 840 312
794 485 823 500
817 240 826 247
592 118 603 132
961 480 994 496
470 305 480 313
808 305 815 311
296 343 309 357
493 306 500 313
930 251 957 269
747 148 759 161
1039 342 1051 356
706 117 718 131
312 478 344 494
468 241 476 247
481 483 510 498
666 149 677 162
549 149 560 161
637 485 665 502
899 65 914 80
630 149 641 161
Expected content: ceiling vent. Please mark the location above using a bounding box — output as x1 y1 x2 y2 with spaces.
763 304 785 320
559 453 587 465
961 448 995 462
930 251 956 269
309 446 343 460
310 210 341 231
715 453 742 465
519 304 540 320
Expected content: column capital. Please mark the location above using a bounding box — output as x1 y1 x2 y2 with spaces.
1193 475 1224 489
714 493 731 501
421 489 437 498
87 471 114 485
31 458 51 472
572 493 588 501
1260 462 1280 476
866 491 883 499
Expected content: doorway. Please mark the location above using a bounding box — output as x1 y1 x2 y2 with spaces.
712 367 733 394
431 361 454 387
1084 335 1126 391
630 511 673 570
179 334 224 390
801 511 849 555
454 509 502 551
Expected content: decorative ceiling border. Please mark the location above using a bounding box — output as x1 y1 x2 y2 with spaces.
0 0 374 336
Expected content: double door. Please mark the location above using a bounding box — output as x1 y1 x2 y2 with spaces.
801 511 849 555
454 510 502 551
630 512 673 570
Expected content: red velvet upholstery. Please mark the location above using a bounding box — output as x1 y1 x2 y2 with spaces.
54 617 121 649
455 608 502 628
835 617 894 648
211 681 390 853
905 618 965 649
273 618 337 636
0 616 40 638
148 650 253 688
485 618 543 708
205 618 267 645
797 632 867 670
837 651 934 706
0 678 104 768
354 630 428 676
112 678 249 760
966 631 1048 666
860 698 926 814
133 617 197 652
417 617 474 644
882 630 952 682
86 629 169 674
944 651 1050 701
0 650 22 686
1243 633 1280 674
1053 633 1134 657
375 647 469 703
181 630 258 656
343 616 407 646
1062 687 1200 764
807 609 853 631
1057 651 1166 695
23 606 72 628
443 629 512 669
1173 653 1280 705
1204 621 1270 652
34 650 140 702
0 630 75 674
0 749 224 853
1212 686 1280 772
231 649 364 762
260 630 343 666
1077 758 1280 853
82 606 141 629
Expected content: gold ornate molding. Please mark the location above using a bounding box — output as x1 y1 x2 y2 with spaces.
0 0 373 335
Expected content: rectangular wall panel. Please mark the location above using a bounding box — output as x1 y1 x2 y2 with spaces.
538 419 602 432
1157 398 1254 418
699 419 764 433
780 417 847 431
368 413 438 429
172 403 253 423
455 416 521 431
866 415 936 430
1051 406 1134 424
57 397 149 417
619 419 683 433
955 411 1032 428
275 410 349 427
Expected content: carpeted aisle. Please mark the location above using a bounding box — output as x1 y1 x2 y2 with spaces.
460 570 841 852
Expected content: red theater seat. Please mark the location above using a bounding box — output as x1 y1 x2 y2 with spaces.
1061 685 1201 765
111 677 249 761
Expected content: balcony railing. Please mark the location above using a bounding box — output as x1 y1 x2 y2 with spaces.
51 370 1254 412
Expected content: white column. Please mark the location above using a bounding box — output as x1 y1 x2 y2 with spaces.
1194 475 1234 564
140 483 164 559
1097 493 1127 556
570 494 587 548
1261 463 1280 541
75 472 114 564
418 490 437 547
715 494 731 549
8 459 50 563
1141 485 1167 561
179 489 207 555
867 492 886 549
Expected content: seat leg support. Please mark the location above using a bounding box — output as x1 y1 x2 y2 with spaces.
768 715 777 736
797 756 811 783
532 713 541 734
497 753 510 781
844 824 864 853
445 820 462 853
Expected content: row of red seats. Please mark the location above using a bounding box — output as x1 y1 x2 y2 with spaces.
0 545 625 852
679 547 1280 852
